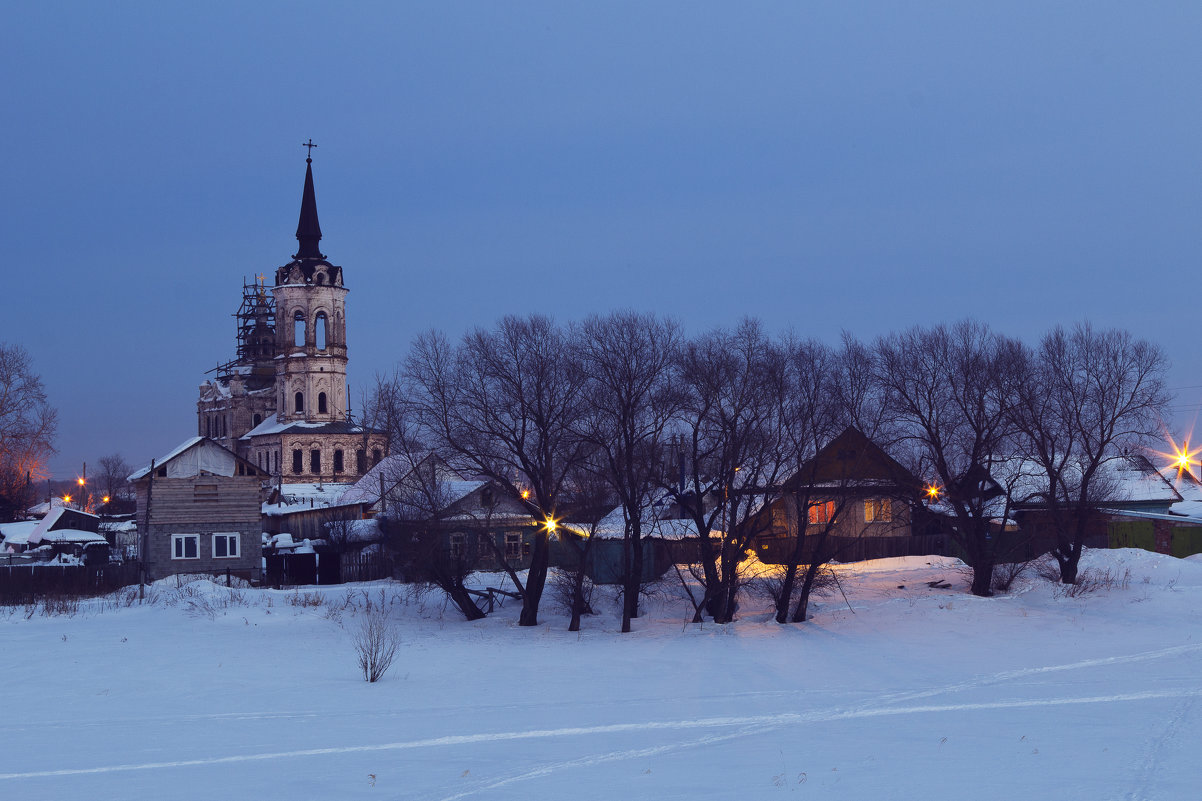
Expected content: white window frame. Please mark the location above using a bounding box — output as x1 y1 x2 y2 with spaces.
504 532 522 559
212 532 240 559
449 532 465 559
172 534 199 560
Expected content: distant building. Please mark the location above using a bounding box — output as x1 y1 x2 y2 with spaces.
197 152 386 485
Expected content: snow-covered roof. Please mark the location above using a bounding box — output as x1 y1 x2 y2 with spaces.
570 506 714 541
0 520 38 546
336 453 432 505
262 482 356 515
240 413 371 440
129 436 204 480
993 454 1181 507
35 529 108 545
25 497 70 517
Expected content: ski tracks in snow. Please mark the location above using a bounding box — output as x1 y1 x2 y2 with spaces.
2 641 1199 793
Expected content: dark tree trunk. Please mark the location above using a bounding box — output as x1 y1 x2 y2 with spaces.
1055 539 1081 584
791 561 822 622
621 527 642 633
447 583 487 621
698 532 722 620
519 531 550 626
970 560 995 597
775 560 799 624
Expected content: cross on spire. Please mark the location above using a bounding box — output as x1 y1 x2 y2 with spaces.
303 138 317 161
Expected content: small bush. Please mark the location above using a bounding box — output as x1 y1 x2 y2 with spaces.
353 606 400 683
1053 566 1132 599
549 568 595 617
991 558 1037 593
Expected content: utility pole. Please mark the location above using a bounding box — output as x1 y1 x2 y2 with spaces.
139 459 154 602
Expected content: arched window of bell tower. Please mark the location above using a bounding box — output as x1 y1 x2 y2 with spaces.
315 312 328 351
318 392 328 414
295 392 304 413
294 311 306 348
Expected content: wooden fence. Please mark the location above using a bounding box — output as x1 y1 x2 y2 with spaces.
0 562 141 602
756 534 954 566
338 551 394 583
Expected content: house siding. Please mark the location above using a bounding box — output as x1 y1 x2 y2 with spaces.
136 476 263 581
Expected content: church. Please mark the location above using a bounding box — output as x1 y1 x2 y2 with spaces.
197 150 387 486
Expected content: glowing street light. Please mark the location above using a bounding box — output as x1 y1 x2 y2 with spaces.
925 484 941 501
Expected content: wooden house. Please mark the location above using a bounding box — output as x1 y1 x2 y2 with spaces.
754 427 929 564
341 454 539 572
129 437 271 582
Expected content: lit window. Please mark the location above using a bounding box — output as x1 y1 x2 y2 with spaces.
172 534 199 560
505 532 521 559
212 533 239 559
865 499 893 523
808 500 836 525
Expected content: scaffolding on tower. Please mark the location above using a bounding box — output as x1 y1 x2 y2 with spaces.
208 276 277 388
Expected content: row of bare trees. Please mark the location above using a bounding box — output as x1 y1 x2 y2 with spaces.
367 314 1168 628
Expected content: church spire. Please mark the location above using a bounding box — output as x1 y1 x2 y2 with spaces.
294 142 324 260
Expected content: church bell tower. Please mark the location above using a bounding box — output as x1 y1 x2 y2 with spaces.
272 149 349 425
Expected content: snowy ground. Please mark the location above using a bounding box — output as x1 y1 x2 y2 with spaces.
3 549 1201 801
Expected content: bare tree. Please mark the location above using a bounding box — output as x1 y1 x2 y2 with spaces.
96 453 133 503
575 312 683 632
771 338 858 623
406 315 586 626
1010 324 1169 584
662 319 789 624
0 343 58 522
556 462 610 631
875 321 1025 597
379 461 488 621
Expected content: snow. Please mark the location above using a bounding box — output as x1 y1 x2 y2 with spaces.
128 436 204 480
583 506 713 540
262 482 356 515
2 549 1201 800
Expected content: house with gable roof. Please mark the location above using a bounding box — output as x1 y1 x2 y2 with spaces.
129 436 271 581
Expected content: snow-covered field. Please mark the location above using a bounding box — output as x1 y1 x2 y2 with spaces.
3 549 1201 801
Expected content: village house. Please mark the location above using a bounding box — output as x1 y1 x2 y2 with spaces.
129 437 271 582
754 427 927 564
0 506 109 565
339 454 539 572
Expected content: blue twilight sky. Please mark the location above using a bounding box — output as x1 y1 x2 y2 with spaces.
4 2 1202 479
